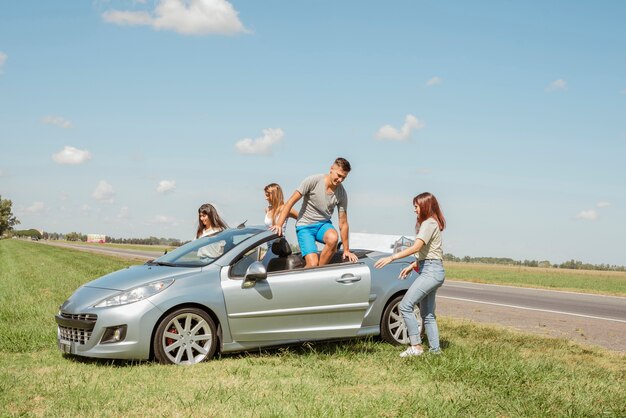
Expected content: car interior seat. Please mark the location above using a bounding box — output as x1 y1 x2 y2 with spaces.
267 238 305 272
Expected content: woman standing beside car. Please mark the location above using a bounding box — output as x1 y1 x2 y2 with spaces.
375 192 446 357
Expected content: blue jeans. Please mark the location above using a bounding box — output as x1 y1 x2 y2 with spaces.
399 259 445 352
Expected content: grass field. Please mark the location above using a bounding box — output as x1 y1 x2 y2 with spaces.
445 261 626 296
1 239 625 417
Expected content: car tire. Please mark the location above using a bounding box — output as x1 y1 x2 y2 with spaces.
153 307 218 365
381 294 419 345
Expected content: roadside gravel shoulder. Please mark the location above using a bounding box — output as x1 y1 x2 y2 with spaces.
438 298 626 352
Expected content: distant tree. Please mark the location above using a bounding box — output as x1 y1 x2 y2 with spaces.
66 232 83 241
14 229 42 239
0 196 20 236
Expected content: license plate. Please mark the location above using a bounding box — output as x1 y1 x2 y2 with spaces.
59 339 72 354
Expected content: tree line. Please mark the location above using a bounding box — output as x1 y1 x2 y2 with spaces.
37 231 184 247
443 253 626 272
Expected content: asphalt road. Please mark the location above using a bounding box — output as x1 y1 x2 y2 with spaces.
40 241 626 351
439 280 626 324
41 241 164 260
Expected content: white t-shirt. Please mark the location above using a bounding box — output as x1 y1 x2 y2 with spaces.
415 218 443 261
196 227 225 259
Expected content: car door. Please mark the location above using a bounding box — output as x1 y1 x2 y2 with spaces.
221 255 371 342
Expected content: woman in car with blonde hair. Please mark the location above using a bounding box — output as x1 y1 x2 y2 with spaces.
264 183 298 230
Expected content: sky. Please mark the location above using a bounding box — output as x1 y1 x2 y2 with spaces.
1 0 625 265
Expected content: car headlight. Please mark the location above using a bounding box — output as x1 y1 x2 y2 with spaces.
94 279 174 308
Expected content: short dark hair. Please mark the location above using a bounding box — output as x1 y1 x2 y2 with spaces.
334 157 351 172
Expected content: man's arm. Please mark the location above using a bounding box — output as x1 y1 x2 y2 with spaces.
338 211 358 262
272 191 302 236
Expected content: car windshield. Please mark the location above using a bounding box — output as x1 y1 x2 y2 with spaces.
149 227 263 267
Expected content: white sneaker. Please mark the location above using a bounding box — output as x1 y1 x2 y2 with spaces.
399 345 424 358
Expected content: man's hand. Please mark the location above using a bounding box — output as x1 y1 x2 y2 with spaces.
342 250 358 263
270 225 283 236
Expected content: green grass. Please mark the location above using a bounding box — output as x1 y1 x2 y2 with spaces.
446 261 626 296
1 239 625 417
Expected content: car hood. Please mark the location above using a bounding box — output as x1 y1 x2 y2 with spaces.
83 264 204 292
60 265 213 313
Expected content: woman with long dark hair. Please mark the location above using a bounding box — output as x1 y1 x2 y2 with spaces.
196 203 228 239
375 192 446 357
195 203 228 259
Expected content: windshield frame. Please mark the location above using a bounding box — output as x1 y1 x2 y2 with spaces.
150 227 265 267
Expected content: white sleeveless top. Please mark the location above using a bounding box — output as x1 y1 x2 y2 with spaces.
265 210 287 229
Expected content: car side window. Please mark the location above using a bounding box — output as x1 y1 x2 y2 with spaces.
230 240 277 278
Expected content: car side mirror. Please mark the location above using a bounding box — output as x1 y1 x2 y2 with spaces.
242 261 267 289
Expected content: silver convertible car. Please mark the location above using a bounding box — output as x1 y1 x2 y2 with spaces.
55 227 418 365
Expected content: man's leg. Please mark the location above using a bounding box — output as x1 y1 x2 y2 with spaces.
304 252 320 267
318 227 338 266
297 224 321 268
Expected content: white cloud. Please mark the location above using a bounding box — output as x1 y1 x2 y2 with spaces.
416 168 431 175
0 169 4 177
156 179 176 194
0 51 7 74
92 180 115 203
103 10 153 25
42 115 73 129
118 206 130 219
596 201 610 208
102 0 249 35
575 209 597 221
148 215 180 226
52 146 92 165
375 114 425 141
79 204 92 215
546 79 567 92
426 76 442 86
621 88 626 95
235 128 284 155
25 202 45 213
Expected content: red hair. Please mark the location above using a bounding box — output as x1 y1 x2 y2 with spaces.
413 192 446 232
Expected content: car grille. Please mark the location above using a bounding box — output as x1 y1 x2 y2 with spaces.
60 313 98 322
57 312 98 345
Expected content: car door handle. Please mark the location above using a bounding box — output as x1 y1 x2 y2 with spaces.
336 274 361 283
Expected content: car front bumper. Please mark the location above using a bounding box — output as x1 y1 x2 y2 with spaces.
56 298 164 360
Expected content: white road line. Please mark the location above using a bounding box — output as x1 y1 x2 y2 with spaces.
439 295 626 324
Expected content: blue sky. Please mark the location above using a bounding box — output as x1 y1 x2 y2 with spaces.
1 0 625 265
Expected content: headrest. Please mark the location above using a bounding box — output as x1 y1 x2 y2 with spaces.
271 238 292 257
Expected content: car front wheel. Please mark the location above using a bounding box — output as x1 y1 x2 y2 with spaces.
154 308 217 365
381 294 419 345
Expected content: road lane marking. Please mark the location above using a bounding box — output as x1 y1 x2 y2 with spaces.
444 280 626 300
439 296 626 323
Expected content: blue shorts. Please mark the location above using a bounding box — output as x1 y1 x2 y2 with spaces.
296 221 335 257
